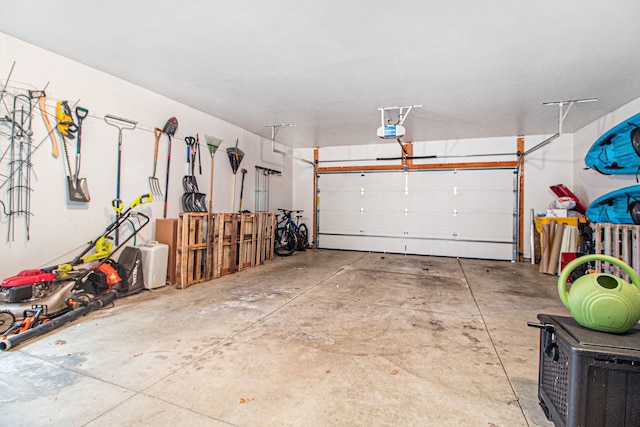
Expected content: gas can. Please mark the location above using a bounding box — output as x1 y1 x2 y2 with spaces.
137 241 169 289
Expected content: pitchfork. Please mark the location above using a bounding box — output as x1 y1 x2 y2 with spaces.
149 127 163 197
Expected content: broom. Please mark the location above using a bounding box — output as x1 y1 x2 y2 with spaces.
205 134 223 212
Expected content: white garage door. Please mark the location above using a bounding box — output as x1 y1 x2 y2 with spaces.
317 168 516 260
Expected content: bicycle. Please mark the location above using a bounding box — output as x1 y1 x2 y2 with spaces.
274 209 309 256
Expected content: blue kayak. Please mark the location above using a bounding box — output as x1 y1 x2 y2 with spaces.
584 112 640 175
586 185 640 224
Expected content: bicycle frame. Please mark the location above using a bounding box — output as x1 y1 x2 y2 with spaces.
276 209 300 234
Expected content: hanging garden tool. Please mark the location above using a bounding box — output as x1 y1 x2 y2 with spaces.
104 114 138 244
183 136 197 192
56 101 80 202
181 136 207 212
65 106 90 202
148 128 163 197
226 138 244 212
31 90 58 157
55 100 78 139
238 168 247 212
161 117 178 218
205 135 223 212
196 134 203 175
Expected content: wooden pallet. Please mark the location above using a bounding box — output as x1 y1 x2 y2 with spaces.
594 223 640 281
176 212 215 289
174 212 276 288
213 213 239 277
238 213 257 270
258 212 275 263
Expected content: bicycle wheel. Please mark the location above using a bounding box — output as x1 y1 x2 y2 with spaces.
297 223 309 251
275 226 298 256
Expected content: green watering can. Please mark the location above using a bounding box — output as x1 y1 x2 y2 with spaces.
558 254 640 334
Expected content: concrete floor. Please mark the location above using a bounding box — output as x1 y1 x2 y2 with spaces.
0 249 569 426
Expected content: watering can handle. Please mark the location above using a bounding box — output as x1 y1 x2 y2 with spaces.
558 254 640 308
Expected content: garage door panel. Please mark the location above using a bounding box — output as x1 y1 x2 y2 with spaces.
406 239 513 260
318 169 515 260
320 234 407 253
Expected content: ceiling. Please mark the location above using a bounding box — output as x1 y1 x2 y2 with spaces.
3 1 640 149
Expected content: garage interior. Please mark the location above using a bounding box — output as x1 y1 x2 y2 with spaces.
2 1 640 426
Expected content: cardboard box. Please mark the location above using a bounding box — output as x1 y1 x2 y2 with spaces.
155 218 178 286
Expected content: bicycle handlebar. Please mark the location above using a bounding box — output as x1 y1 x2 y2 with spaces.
277 208 304 215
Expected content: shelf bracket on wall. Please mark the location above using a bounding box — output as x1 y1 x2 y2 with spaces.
522 98 598 158
266 123 315 166
543 98 599 134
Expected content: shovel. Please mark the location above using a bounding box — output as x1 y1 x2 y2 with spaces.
182 136 198 192
149 128 163 197
226 138 245 212
67 106 90 202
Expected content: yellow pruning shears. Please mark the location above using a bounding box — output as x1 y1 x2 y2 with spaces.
55 100 78 138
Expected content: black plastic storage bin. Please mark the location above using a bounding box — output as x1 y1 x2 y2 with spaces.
530 314 640 427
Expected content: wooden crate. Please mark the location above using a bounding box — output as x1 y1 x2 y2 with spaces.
155 218 178 285
238 213 257 270
176 212 215 289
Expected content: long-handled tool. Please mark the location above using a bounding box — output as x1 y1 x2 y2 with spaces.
238 168 247 212
196 134 202 175
104 114 138 244
226 138 244 212
148 128 163 197
66 106 90 202
205 135 223 212
34 91 58 157
183 136 197 192
181 136 207 212
162 117 178 218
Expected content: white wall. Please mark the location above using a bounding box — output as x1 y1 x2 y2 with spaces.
573 97 640 206
294 134 575 259
0 34 293 279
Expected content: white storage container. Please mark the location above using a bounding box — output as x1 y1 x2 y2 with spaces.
137 241 169 289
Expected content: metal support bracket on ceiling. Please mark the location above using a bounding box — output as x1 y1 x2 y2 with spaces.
378 104 422 127
378 105 422 156
266 124 315 167
522 98 598 158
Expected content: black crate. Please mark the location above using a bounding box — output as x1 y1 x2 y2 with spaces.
532 314 640 427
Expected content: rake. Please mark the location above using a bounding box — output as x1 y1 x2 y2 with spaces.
104 114 138 245
205 134 223 212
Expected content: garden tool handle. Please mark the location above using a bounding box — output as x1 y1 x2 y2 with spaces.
111 198 124 215
153 128 162 174
74 106 89 175
75 106 88 121
38 96 58 157
558 254 640 308
131 193 153 208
